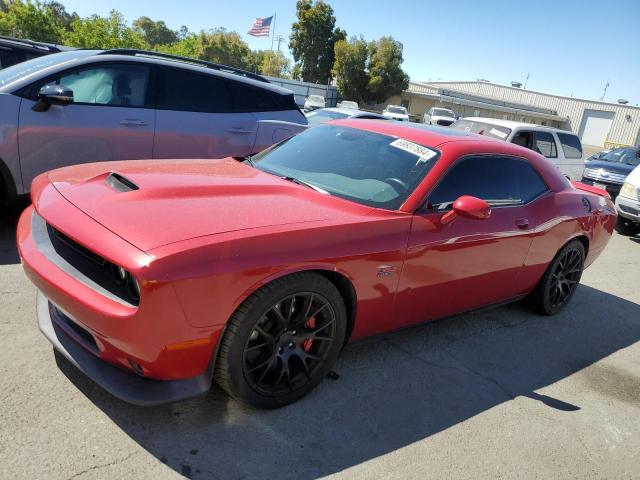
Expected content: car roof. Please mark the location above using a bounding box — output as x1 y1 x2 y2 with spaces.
331 118 490 147
0 35 68 52
1 49 293 96
461 117 576 135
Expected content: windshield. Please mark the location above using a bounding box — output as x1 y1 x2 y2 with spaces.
340 101 358 109
306 109 350 126
252 125 441 209
387 106 407 114
599 147 640 166
432 108 454 117
308 95 324 103
0 50 95 90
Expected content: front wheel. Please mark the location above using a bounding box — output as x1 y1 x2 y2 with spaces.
214 272 347 409
529 240 585 315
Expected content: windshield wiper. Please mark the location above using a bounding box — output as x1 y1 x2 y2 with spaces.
281 176 328 194
242 156 255 167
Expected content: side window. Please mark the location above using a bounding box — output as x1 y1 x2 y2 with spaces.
0 49 18 69
512 130 533 149
228 81 281 112
557 133 583 159
514 160 548 203
56 64 150 107
157 68 232 113
427 156 547 210
533 131 558 158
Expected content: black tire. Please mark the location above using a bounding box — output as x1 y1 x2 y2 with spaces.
214 272 347 409
529 240 585 315
615 216 640 236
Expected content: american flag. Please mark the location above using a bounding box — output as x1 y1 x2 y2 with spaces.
248 16 273 37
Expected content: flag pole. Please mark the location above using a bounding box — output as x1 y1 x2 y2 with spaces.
270 13 276 52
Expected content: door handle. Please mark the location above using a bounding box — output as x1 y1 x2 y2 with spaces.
515 218 529 229
119 119 149 126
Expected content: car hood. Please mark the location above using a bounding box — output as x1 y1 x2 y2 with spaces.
48 158 370 251
383 112 409 120
585 159 636 176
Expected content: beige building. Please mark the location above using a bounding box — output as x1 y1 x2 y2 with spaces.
388 81 640 154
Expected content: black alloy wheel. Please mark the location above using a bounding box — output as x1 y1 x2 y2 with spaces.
214 272 346 408
530 239 585 315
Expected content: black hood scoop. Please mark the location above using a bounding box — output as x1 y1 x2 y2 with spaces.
106 172 139 193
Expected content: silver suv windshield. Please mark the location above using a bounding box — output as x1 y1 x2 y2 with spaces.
387 106 406 114
0 50 96 90
432 108 454 117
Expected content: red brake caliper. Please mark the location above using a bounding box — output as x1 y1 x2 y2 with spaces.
303 317 315 351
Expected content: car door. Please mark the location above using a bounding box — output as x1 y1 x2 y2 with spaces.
17 62 154 187
394 155 542 328
153 67 257 159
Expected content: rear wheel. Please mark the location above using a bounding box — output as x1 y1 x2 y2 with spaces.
214 272 347 409
530 240 585 315
615 216 640 236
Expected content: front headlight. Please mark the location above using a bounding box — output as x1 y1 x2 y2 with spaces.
620 181 639 200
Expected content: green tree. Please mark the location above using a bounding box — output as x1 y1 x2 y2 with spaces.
198 29 252 68
0 0 64 43
260 50 290 78
332 36 369 103
366 36 409 103
133 16 177 48
63 10 147 49
44 1 78 32
289 0 345 84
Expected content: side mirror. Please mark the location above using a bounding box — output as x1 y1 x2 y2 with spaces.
32 84 74 112
441 195 491 225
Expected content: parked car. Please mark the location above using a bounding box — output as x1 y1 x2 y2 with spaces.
586 149 611 162
18 119 615 408
381 104 409 121
305 107 387 126
303 94 325 112
452 118 584 180
0 35 71 70
580 146 640 200
615 163 640 235
423 107 456 126
0 49 307 203
337 100 358 109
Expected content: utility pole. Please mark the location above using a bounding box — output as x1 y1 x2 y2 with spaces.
600 81 610 101
524 72 530 89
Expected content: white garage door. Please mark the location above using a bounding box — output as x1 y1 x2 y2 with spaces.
578 110 614 147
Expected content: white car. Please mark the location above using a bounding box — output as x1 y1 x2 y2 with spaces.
304 94 326 112
381 105 409 122
337 100 358 109
451 117 584 180
423 107 456 126
305 107 387 126
614 160 640 235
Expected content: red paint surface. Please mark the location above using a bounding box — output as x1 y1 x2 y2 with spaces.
18 120 616 381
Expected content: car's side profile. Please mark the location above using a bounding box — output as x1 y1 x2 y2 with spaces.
452 117 585 180
18 120 615 408
0 49 306 202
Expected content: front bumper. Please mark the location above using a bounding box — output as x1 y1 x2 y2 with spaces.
38 292 213 406
615 194 640 224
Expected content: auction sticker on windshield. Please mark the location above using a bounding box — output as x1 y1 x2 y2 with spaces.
390 139 438 163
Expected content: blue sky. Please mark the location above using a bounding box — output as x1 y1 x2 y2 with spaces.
59 0 640 104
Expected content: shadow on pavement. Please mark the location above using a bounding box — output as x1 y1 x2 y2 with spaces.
54 284 640 479
0 201 28 265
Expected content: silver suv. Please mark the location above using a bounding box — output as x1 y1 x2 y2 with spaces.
0 49 307 202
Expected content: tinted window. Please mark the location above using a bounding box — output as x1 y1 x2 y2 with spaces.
252 125 440 210
228 81 282 112
0 49 18 69
534 131 557 158
427 155 547 210
599 147 639 166
54 64 150 107
557 133 582 159
157 68 232 113
512 131 533 148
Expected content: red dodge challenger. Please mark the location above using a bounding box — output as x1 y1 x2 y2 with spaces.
17 120 616 408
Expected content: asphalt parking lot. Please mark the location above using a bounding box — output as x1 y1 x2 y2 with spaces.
1 203 639 480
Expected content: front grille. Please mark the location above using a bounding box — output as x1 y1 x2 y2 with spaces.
619 204 639 216
583 168 627 184
31 212 139 307
436 119 454 126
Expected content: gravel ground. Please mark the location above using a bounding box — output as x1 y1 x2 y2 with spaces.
0 204 638 480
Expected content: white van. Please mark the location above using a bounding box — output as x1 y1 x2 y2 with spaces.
451 118 584 180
